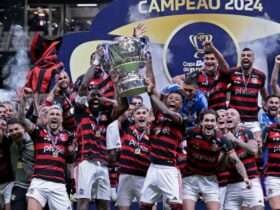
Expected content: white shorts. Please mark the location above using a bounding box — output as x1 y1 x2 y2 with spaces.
182 175 220 203
106 120 121 150
240 121 261 133
265 176 280 199
140 164 182 204
224 178 264 210
219 186 227 210
26 178 72 210
116 174 145 206
0 182 14 204
74 160 111 200
111 187 117 202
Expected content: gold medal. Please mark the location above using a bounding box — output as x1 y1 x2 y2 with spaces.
135 148 141 155
17 161 23 169
95 130 101 138
53 151 58 157
155 128 161 135
69 107 74 115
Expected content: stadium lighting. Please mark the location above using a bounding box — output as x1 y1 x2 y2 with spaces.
76 3 98 7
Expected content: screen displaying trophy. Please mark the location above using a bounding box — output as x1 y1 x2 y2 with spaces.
108 36 147 97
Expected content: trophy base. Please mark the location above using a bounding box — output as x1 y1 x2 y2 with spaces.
117 78 146 98
119 87 146 98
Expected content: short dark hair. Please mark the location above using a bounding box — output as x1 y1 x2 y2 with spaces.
199 109 217 123
242 47 253 52
132 105 149 114
129 95 143 104
184 71 199 86
265 94 280 102
204 51 215 56
166 91 184 101
6 118 23 126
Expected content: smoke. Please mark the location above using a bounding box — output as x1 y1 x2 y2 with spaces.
127 4 172 106
0 25 30 102
237 14 280 104
239 33 280 82
239 12 280 75
128 4 150 23
150 43 170 89
240 35 280 74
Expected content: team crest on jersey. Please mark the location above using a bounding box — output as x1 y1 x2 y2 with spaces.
158 114 166 122
233 80 241 85
40 129 48 137
59 133 68 141
270 131 280 139
154 127 161 135
162 127 170 135
251 78 259 84
91 123 96 130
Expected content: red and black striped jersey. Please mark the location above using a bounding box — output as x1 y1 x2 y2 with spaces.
263 123 280 177
30 127 73 183
227 128 259 183
229 67 265 122
197 69 229 110
217 170 230 187
95 118 110 164
61 95 76 133
75 108 110 165
89 67 115 103
149 111 184 166
176 139 188 177
119 125 150 177
108 163 119 188
185 127 223 176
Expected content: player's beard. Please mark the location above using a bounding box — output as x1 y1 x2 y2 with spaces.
241 61 252 71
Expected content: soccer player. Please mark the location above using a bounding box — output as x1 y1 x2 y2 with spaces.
223 108 264 210
140 79 184 210
270 55 280 96
183 109 250 210
173 41 229 110
19 101 75 210
228 48 268 147
258 95 280 130
263 121 280 210
74 62 125 210
116 105 151 210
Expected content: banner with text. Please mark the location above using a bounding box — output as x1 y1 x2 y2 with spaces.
59 0 280 89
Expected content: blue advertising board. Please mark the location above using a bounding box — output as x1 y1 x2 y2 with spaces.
59 0 280 90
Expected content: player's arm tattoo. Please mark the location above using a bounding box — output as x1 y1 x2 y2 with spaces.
228 150 249 181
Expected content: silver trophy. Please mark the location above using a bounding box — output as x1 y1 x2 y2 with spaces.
107 37 147 97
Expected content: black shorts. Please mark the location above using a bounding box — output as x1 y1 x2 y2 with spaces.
11 186 27 210
11 186 51 210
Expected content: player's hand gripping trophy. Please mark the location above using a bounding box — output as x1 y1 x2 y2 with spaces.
107 26 150 97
